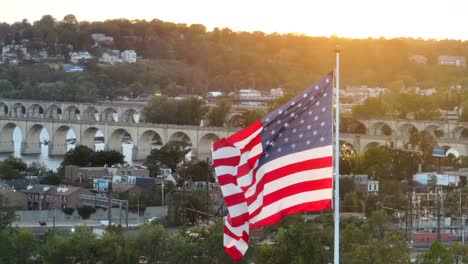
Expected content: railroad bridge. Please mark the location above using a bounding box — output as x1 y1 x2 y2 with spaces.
0 98 468 161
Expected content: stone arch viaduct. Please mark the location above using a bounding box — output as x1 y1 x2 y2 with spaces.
0 98 232 161
1 98 468 162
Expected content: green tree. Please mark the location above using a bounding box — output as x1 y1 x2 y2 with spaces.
419 241 452 264
241 109 266 127
61 145 94 167
145 141 190 172
0 193 16 231
134 223 168 263
207 99 231 127
356 147 392 179
182 161 214 182
90 150 125 167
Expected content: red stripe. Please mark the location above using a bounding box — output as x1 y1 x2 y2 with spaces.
213 137 233 152
263 178 332 206
228 212 250 227
223 192 246 206
248 178 332 221
213 155 240 167
224 246 244 262
224 225 249 244
227 120 262 144
217 174 237 186
245 156 332 205
236 152 262 178
250 199 332 230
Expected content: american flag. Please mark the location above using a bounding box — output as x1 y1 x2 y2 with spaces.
212 72 334 261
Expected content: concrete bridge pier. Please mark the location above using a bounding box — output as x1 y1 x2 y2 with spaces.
20 142 41 155
48 143 68 156
132 146 150 161
0 141 14 153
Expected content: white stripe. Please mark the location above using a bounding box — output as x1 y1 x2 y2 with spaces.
224 234 248 255
227 202 249 218
225 217 249 234
250 188 332 224
244 145 332 199
213 146 239 160
220 183 243 197
232 126 262 149
247 167 332 214
215 165 237 178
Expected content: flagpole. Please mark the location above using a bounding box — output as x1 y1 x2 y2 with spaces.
334 46 341 264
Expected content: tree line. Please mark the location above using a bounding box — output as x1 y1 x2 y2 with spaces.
2 15 468 103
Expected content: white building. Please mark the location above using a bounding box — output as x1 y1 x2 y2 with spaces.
121 50 137 63
99 50 122 64
270 88 284 97
91 33 114 44
438 55 466 67
69 52 93 64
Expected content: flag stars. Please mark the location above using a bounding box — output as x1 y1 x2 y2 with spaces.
279 133 283 137
306 140 311 145
300 119 305 124
292 144 296 148
290 102 296 106
303 93 308 98
315 85 319 90
299 133 304 139
308 110 313 116
284 138 289 143
278 110 283 115
324 92 327 97
292 128 297 133
322 107 326 112
321 122 325 127
314 116 318 121
326 78 330 83
284 123 289 127
320 137 324 142
271 130 276 135
316 101 320 106
277 147 282 153
290 113 295 118
307 125 312 130
313 130 318 135
277 120 281 125
298 103 302 107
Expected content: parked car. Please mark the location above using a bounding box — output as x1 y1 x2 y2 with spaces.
146 217 160 223
38 221 47 226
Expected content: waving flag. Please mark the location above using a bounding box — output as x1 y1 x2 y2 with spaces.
212 72 334 261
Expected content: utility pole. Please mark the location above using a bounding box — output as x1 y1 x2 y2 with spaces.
107 181 113 228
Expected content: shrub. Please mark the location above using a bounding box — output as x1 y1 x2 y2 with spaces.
62 207 75 215
77 206 96 219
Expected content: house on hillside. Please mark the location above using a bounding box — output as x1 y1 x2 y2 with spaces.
409 54 428 64
438 55 465 67
23 184 92 210
121 50 137 63
69 51 93 64
91 33 114 45
99 49 122 64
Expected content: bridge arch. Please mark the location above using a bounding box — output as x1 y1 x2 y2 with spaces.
28 104 44 119
102 107 118 122
370 121 393 136
64 105 81 120
198 133 221 161
0 102 8 116
121 108 138 123
84 106 99 122
363 142 382 151
46 104 63 119
227 113 244 128
451 126 468 140
139 130 163 148
81 127 105 149
342 118 367 134
12 103 26 117
423 124 444 139
0 123 18 153
108 128 136 152
398 123 418 142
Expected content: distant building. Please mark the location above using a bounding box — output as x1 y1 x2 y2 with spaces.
438 55 466 67
65 165 149 183
69 51 93 64
342 174 379 196
24 184 92 210
99 49 123 64
121 50 137 63
91 33 114 44
270 88 285 97
39 50 48 59
342 86 387 103
0 189 26 208
409 54 428 64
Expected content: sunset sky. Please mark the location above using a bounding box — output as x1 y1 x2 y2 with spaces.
3 0 467 40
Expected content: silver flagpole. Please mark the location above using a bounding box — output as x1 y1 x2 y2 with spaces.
334 46 341 264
